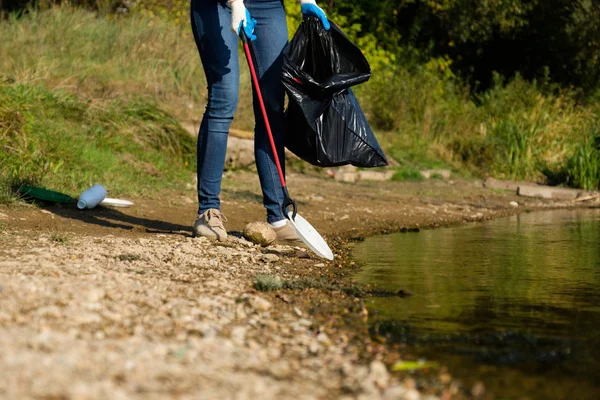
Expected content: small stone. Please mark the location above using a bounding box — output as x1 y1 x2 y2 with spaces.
75 312 102 325
36 306 62 319
368 360 390 389
268 360 291 379
86 288 105 303
439 372 452 384
383 386 409 400
403 389 421 400
260 253 280 263
403 377 417 390
248 296 272 312
335 171 357 183
358 170 393 181
509 201 519 207
340 362 354 377
293 307 303 317
230 326 246 345
471 382 485 398
308 342 320 355
316 332 330 344
0 311 11 322
243 221 276 246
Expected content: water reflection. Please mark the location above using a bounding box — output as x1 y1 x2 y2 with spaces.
353 209 600 399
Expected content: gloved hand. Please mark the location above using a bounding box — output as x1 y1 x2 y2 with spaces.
299 0 330 30
228 0 257 41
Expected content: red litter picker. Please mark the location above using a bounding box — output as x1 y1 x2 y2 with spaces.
240 30 334 261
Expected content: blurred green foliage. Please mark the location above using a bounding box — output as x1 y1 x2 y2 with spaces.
325 0 600 95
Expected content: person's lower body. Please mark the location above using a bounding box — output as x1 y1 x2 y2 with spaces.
190 0 298 243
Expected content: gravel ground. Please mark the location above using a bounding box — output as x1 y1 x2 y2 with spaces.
0 230 437 400
0 172 582 399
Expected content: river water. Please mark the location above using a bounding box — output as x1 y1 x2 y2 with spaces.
352 209 600 400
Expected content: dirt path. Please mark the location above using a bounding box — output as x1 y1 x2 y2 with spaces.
0 172 576 399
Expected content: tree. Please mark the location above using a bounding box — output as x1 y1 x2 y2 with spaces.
328 0 600 94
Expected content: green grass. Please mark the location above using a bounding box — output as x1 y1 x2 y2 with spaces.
565 129 600 190
117 253 142 262
253 275 284 291
391 166 425 182
50 232 69 244
0 82 195 203
0 5 255 131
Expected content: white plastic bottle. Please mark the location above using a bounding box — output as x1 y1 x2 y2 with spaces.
77 184 107 209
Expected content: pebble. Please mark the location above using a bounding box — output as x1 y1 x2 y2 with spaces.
268 360 291 379
439 372 452 384
86 288 105 303
472 382 485 398
383 386 409 400
243 221 276 246
403 377 417 390
510 201 519 207
403 389 421 400
248 296 272 312
74 312 102 325
259 253 280 263
230 326 246 345
316 332 330 344
368 360 390 389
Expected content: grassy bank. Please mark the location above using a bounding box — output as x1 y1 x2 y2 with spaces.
362 71 600 186
0 5 255 130
1 5 600 203
0 82 195 203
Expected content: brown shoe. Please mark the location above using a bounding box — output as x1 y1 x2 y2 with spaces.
273 220 305 247
193 209 228 241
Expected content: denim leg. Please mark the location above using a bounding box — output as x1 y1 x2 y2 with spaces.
191 0 239 214
245 0 289 224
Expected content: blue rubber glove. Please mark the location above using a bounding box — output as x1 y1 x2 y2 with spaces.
240 9 258 41
300 0 330 30
229 0 257 41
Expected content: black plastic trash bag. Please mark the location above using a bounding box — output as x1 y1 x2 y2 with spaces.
282 17 388 168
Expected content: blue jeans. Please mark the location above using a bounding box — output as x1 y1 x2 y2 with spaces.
190 0 288 224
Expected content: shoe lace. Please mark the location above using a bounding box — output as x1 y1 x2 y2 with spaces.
204 209 227 227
